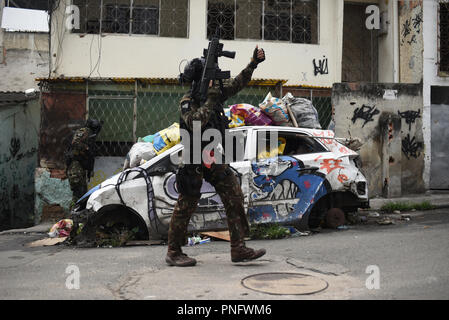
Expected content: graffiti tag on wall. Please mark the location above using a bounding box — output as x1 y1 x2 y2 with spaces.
313 57 329 76
398 109 421 131
401 9 423 46
402 133 422 159
351 105 380 128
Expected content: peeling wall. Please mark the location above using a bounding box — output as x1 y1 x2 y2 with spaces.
333 83 424 197
0 32 49 91
0 99 40 230
34 91 87 221
40 92 87 169
399 0 423 83
34 167 72 224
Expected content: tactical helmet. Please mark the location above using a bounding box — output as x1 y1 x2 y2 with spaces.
179 57 205 84
85 119 103 135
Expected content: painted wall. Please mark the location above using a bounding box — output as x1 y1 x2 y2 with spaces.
0 98 40 230
423 0 449 189
50 0 344 87
333 83 424 198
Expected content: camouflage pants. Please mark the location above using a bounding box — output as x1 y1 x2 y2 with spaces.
67 160 87 206
167 163 250 253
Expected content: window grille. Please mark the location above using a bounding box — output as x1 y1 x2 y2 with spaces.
439 1 449 75
5 0 49 10
72 0 188 37
207 0 318 44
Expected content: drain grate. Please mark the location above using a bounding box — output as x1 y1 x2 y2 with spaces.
241 272 328 295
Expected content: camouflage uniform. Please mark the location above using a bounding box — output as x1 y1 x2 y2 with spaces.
167 58 263 262
66 120 102 207
66 127 91 206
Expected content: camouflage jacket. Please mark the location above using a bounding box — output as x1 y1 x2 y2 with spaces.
180 60 258 131
71 127 91 159
179 60 258 165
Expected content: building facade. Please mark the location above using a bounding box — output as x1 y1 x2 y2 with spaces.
11 0 444 223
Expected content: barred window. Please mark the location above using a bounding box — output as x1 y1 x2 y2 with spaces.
207 0 319 44
72 0 189 38
4 0 49 10
439 1 449 75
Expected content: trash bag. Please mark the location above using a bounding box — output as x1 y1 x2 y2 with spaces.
123 142 157 170
282 92 321 129
230 103 273 126
259 92 290 126
48 219 73 238
138 133 156 143
152 122 181 155
224 108 245 128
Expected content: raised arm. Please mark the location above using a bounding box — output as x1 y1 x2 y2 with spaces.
221 46 266 100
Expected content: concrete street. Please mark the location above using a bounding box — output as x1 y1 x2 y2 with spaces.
0 208 448 300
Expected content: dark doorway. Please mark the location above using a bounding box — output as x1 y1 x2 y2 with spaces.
342 2 379 82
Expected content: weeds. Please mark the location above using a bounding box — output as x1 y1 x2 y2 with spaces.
249 224 290 240
380 201 435 213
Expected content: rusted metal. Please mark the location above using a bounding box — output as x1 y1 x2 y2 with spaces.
40 92 87 169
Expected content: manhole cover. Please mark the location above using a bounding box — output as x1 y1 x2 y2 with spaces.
241 272 328 295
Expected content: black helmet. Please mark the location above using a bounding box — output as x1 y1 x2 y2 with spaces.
85 119 103 135
179 57 205 84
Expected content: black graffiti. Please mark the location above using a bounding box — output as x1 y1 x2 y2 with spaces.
412 11 423 33
398 109 421 131
0 147 37 166
401 19 411 39
351 105 380 128
10 138 20 158
313 57 329 76
407 34 417 45
402 134 422 160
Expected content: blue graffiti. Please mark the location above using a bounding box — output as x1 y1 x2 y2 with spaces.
249 156 328 224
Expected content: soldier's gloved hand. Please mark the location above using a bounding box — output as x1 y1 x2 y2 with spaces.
252 46 265 64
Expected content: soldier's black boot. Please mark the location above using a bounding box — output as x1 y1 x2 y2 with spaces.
166 247 197 267
230 241 266 263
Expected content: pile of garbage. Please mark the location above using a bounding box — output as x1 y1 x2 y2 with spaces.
225 92 321 129
123 92 321 170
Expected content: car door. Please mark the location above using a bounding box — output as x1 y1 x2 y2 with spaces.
248 128 331 225
156 128 252 233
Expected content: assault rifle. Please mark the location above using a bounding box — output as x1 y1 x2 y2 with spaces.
199 29 236 103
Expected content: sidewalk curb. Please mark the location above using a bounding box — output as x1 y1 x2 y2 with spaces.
367 193 449 211
0 223 53 236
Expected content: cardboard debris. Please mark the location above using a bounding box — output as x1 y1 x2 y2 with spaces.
25 237 67 247
200 231 230 242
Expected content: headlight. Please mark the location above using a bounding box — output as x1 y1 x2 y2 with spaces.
357 181 366 195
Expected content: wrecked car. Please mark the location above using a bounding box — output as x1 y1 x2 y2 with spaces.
71 126 369 242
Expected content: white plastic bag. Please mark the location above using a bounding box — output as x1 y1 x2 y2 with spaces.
123 142 157 170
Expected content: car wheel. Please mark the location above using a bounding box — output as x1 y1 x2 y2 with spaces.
307 196 331 229
72 206 149 247
324 208 346 229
